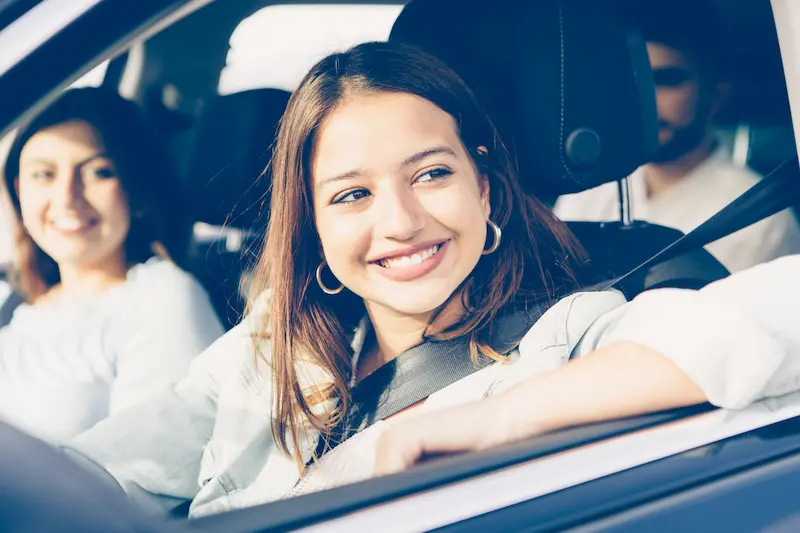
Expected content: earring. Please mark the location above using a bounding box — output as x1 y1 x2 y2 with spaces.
316 261 344 295
482 220 502 255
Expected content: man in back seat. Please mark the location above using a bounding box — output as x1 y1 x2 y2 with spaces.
554 0 800 273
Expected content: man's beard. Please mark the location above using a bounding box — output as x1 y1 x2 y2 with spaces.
652 117 708 163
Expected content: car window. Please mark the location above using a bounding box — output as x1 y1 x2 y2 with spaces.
69 59 109 89
218 3 404 94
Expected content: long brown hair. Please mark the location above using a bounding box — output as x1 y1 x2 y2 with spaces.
249 41 587 465
2 87 189 301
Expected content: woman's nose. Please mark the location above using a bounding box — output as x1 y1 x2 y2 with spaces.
51 171 84 208
375 186 425 242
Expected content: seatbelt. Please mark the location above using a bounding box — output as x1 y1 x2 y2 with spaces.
318 305 548 453
604 156 800 290
0 287 23 329
319 156 800 455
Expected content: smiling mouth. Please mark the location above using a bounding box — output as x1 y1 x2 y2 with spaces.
49 218 98 233
374 243 444 269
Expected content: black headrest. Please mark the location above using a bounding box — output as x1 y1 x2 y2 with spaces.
185 88 290 230
390 0 659 199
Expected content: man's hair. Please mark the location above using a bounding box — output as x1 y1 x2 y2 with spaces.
618 0 731 82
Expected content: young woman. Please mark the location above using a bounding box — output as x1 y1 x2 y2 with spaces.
66 43 800 517
0 87 224 443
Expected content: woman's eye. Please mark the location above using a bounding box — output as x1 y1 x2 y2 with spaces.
29 170 54 182
332 188 371 204
416 167 453 183
87 167 117 180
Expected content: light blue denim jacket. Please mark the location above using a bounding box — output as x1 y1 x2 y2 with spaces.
67 256 800 518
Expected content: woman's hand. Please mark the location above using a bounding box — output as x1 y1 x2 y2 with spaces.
374 342 707 476
373 393 530 476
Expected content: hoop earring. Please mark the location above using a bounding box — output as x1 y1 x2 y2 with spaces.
482 219 502 255
316 261 344 295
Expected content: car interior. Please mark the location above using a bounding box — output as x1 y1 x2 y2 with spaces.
136 0 797 329
1 0 795 325
1 0 800 530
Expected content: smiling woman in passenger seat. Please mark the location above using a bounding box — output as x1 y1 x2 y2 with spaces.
0 87 224 443
63 42 800 517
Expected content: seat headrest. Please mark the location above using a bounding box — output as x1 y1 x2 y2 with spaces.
390 0 659 199
185 88 290 230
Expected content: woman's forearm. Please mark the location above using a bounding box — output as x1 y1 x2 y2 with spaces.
502 342 707 439
374 341 709 474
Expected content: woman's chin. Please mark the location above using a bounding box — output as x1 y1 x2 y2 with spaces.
45 248 112 270
367 289 459 319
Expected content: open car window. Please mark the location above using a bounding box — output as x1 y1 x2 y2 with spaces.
219 4 403 94
1 0 800 532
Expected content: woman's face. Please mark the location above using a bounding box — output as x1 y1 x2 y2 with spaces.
312 91 490 317
16 120 131 272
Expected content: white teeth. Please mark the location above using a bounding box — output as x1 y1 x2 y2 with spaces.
380 244 440 269
52 219 89 231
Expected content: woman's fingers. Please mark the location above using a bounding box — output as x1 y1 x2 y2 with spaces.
373 397 514 476
374 425 425 475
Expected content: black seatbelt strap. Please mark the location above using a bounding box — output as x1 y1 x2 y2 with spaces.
0 289 23 329
603 156 800 290
317 305 548 454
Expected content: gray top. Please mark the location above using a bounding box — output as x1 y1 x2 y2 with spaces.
0 257 224 443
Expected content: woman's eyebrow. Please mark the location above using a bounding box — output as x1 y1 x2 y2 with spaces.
19 157 55 167
21 153 111 168
79 153 113 166
317 169 364 190
316 146 456 190
402 146 456 166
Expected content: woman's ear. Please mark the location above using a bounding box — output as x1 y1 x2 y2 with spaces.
480 175 491 219
475 146 491 217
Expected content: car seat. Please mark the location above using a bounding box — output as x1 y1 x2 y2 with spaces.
183 88 290 328
390 0 730 296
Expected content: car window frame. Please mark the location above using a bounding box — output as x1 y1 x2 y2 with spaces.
773 0 800 156
0 0 42 33
0 0 211 139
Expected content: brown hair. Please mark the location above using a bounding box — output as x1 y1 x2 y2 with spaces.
248 41 587 466
2 87 189 301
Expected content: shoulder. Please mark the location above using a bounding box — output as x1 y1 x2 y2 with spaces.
108 256 223 342
553 182 620 222
518 290 628 356
187 316 265 396
704 158 762 199
120 256 218 318
126 256 206 298
702 255 800 299
708 195 800 271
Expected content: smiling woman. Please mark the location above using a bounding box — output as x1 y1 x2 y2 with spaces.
0 87 224 442
256 42 589 462
16 120 132 294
